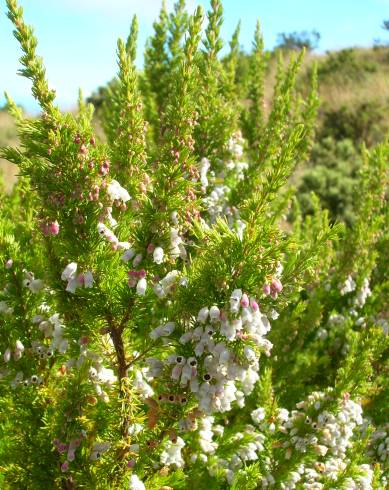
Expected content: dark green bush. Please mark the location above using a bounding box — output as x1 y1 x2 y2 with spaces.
296 137 362 225
316 48 377 82
320 99 389 146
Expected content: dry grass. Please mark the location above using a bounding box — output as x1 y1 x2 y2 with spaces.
0 111 18 193
1 47 389 193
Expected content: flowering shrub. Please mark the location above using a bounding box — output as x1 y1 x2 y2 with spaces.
0 1 388 489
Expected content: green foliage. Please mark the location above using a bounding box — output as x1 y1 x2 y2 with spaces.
316 48 378 83
296 137 362 225
0 1 388 489
320 99 389 146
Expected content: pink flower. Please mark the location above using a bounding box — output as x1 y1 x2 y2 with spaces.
271 278 283 293
58 443 68 454
250 299 259 311
61 461 69 472
99 160 110 176
263 284 271 296
241 293 249 308
147 243 155 254
49 221 60 235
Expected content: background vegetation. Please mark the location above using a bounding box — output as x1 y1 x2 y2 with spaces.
2 44 389 222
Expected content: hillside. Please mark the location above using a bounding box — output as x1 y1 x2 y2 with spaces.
1 45 389 195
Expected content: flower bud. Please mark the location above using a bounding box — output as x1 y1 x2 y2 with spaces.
5 259 13 269
136 278 147 296
153 247 164 265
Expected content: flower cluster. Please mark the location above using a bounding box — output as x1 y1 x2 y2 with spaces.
145 289 272 415
190 391 375 488
61 262 94 293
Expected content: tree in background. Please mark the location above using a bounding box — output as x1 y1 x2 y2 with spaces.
276 30 321 51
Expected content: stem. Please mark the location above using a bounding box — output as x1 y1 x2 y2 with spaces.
109 323 127 380
106 313 132 438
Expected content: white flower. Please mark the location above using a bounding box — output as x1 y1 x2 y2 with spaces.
313 444 328 456
117 241 130 250
251 407 266 424
61 262 78 281
97 223 118 245
66 278 78 294
107 179 131 202
197 307 209 324
25 279 44 294
160 437 185 468
340 275 356 295
121 248 136 262
97 367 116 385
15 340 25 353
128 474 145 490
136 278 147 296
84 271 94 288
230 289 242 312
3 348 11 363
153 246 164 264
89 442 110 461
209 305 221 321
200 157 211 190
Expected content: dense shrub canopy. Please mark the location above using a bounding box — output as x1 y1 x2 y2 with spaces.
0 1 388 489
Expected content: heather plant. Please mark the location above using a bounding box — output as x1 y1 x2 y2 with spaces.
0 1 388 489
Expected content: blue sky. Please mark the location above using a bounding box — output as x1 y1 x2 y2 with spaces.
1 0 388 113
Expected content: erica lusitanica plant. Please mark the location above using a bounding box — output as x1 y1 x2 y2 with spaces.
0 1 388 489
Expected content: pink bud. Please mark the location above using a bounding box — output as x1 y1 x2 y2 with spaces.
5 259 13 269
77 274 85 286
128 277 137 288
49 221 60 235
147 243 155 254
127 459 136 468
250 299 259 311
79 144 88 155
58 443 68 454
79 336 89 345
138 269 146 279
271 277 283 293
241 293 249 308
90 136 96 146
61 461 69 472
263 284 271 296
